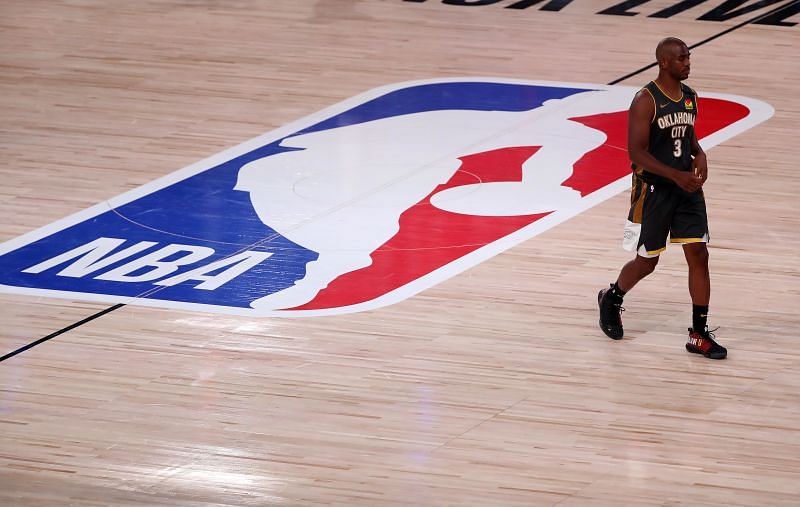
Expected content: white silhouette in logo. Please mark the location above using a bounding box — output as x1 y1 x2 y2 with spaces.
235 88 632 309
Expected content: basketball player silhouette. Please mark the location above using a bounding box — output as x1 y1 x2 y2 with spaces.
236 88 632 309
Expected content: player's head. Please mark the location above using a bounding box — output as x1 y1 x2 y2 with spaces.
655 37 690 81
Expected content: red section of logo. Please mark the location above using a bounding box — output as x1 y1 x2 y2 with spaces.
562 110 629 196
293 146 545 310
295 97 750 311
694 97 749 138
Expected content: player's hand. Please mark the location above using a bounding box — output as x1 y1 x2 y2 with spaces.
693 152 708 184
673 170 704 193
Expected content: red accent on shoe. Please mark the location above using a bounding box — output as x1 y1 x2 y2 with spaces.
688 332 712 353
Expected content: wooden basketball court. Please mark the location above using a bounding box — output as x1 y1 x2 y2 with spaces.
2 1 799 505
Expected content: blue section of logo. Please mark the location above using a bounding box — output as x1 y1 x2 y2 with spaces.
0 82 591 308
300 82 590 134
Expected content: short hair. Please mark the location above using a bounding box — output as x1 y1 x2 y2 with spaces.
656 37 687 62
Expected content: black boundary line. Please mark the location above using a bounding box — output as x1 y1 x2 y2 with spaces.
1 0 796 363
608 0 798 85
1 303 125 362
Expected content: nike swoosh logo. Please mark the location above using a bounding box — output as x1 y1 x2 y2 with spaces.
659 103 669 109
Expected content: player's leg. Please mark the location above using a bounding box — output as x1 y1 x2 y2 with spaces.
617 254 659 293
597 253 658 340
598 176 670 339
683 241 709 308
682 242 724 358
671 190 726 359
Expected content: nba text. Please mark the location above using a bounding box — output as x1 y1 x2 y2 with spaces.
23 237 272 291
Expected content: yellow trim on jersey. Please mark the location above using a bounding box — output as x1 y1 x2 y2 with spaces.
632 177 647 224
670 237 706 244
646 246 667 256
652 80 683 103
642 87 657 123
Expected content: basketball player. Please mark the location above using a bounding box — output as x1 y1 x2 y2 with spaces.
597 37 727 359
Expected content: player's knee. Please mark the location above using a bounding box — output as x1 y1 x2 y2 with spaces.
684 243 709 267
635 255 659 276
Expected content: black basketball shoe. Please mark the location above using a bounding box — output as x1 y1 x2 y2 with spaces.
686 327 727 359
598 284 624 340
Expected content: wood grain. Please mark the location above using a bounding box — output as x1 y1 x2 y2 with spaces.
1 1 798 505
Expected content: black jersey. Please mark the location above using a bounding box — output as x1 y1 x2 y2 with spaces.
633 81 698 186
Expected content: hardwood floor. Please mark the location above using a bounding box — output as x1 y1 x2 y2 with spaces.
1 1 798 505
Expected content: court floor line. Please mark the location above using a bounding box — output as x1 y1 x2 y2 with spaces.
1 303 125 362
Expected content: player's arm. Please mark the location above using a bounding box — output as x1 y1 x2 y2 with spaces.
628 90 702 192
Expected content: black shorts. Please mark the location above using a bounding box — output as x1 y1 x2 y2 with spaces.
622 174 709 258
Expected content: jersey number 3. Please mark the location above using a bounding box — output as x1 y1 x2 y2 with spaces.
673 139 682 157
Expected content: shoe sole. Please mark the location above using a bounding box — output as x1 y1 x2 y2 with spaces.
685 343 727 359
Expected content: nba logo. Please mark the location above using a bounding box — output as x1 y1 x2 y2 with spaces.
0 79 773 316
